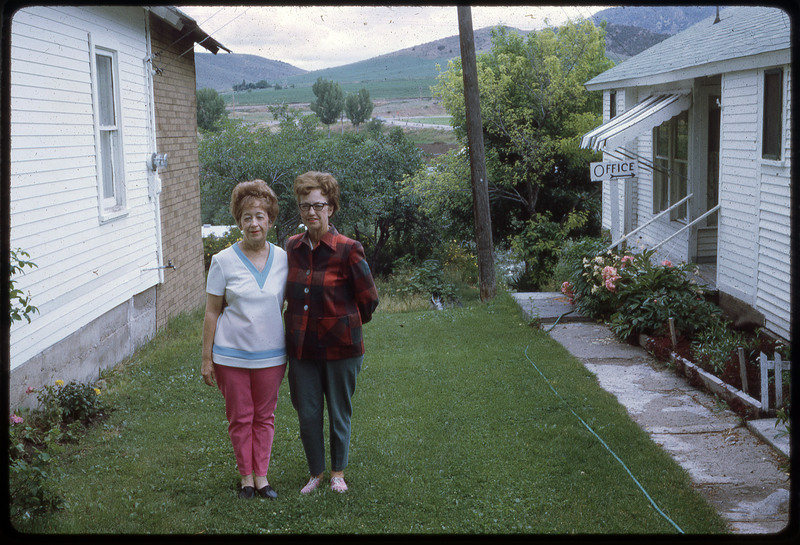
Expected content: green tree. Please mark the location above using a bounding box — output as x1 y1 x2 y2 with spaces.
344 88 374 131
196 88 227 132
309 77 344 134
400 147 475 244
197 107 427 262
433 20 612 228
198 112 319 243
305 127 426 274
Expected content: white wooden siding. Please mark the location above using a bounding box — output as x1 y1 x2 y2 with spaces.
716 70 760 304
9 6 161 369
756 67 791 340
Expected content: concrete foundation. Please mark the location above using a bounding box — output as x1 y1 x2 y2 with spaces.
9 287 157 410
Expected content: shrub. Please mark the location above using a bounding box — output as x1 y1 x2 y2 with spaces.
9 380 106 522
389 257 458 306
608 249 721 340
35 380 106 425
439 239 478 285
572 246 631 320
9 412 66 520
690 319 747 376
510 211 588 291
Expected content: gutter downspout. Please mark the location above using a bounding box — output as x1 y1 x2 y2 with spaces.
143 8 165 286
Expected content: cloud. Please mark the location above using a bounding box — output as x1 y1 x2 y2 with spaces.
179 5 604 71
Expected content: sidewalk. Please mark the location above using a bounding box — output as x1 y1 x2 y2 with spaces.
513 292 793 535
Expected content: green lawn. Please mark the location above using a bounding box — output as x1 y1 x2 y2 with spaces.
19 290 728 535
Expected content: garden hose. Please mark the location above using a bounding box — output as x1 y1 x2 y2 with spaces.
545 310 574 332
523 345 685 534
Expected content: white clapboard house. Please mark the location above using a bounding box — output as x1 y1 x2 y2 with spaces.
8 6 229 408
580 6 791 342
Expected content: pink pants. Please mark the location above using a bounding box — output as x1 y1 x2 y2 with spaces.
214 363 286 476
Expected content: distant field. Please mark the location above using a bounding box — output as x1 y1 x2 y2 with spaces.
222 78 441 105
220 54 454 105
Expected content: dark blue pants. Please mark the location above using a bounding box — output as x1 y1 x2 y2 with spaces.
288 355 363 476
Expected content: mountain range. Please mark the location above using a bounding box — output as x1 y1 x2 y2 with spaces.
195 6 718 92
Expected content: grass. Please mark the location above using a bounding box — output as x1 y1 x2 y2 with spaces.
16 290 728 535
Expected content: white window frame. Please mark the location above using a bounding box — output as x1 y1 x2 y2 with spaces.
90 36 127 221
652 110 689 221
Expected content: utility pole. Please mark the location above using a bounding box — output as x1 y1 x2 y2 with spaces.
457 6 496 301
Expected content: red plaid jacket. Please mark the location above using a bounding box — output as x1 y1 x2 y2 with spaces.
284 225 379 361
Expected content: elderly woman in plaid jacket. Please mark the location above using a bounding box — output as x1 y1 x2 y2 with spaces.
284 171 379 495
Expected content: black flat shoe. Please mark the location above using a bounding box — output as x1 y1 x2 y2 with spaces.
257 484 278 499
238 485 255 499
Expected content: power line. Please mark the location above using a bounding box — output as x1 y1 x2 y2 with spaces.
150 7 252 76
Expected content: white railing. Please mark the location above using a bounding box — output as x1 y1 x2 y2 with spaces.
651 204 720 252
606 193 693 252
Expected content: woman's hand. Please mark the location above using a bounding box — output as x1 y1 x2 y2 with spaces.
201 293 224 387
201 357 216 386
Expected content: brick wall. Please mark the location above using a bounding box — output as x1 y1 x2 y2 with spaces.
149 14 206 328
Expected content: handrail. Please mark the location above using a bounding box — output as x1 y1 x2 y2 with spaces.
606 193 693 252
651 204 720 251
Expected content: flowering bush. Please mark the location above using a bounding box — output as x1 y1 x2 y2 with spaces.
34 379 106 427
608 249 722 340
556 243 722 341
572 249 633 320
9 379 108 522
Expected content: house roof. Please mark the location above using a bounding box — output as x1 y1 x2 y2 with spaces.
585 6 791 90
149 6 231 54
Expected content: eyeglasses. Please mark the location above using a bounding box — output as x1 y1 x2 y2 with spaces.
298 202 328 212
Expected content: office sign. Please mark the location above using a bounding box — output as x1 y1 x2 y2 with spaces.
590 160 638 182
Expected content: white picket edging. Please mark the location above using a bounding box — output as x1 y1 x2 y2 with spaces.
759 352 791 412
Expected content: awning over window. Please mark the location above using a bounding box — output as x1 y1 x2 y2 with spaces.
580 93 692 152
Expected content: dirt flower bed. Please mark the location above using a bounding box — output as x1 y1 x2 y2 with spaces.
558 239 790 420
645 328 790 418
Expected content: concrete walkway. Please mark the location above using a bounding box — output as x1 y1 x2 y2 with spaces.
513 292 793 535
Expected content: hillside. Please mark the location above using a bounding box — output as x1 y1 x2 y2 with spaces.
591 5 718 34
195 6 714 92
195 53 307 91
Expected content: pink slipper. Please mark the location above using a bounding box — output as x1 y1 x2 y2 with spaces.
330 476 348 493
300 476 321 495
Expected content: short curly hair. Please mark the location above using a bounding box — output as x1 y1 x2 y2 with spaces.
293 171 340 215
230 179 279 226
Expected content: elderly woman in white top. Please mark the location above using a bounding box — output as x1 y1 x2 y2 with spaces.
201 180 288 500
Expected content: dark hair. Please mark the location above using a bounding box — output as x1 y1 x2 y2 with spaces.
293 171 340 215
230 179 279 226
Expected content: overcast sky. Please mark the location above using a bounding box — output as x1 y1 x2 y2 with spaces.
178 5 608 71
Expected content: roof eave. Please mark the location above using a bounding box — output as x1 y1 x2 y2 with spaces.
585 49 791 92
148 6 231 55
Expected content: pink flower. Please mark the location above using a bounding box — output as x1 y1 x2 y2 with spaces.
10 414 23 425
601 266 620 292
620 255 633 268
661 260 673 267
25 386 35 394
560 281 574 297
601 265 618 280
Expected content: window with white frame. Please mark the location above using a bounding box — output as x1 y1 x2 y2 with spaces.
652 110 688 221
762 67 783 160
93 46 126 216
